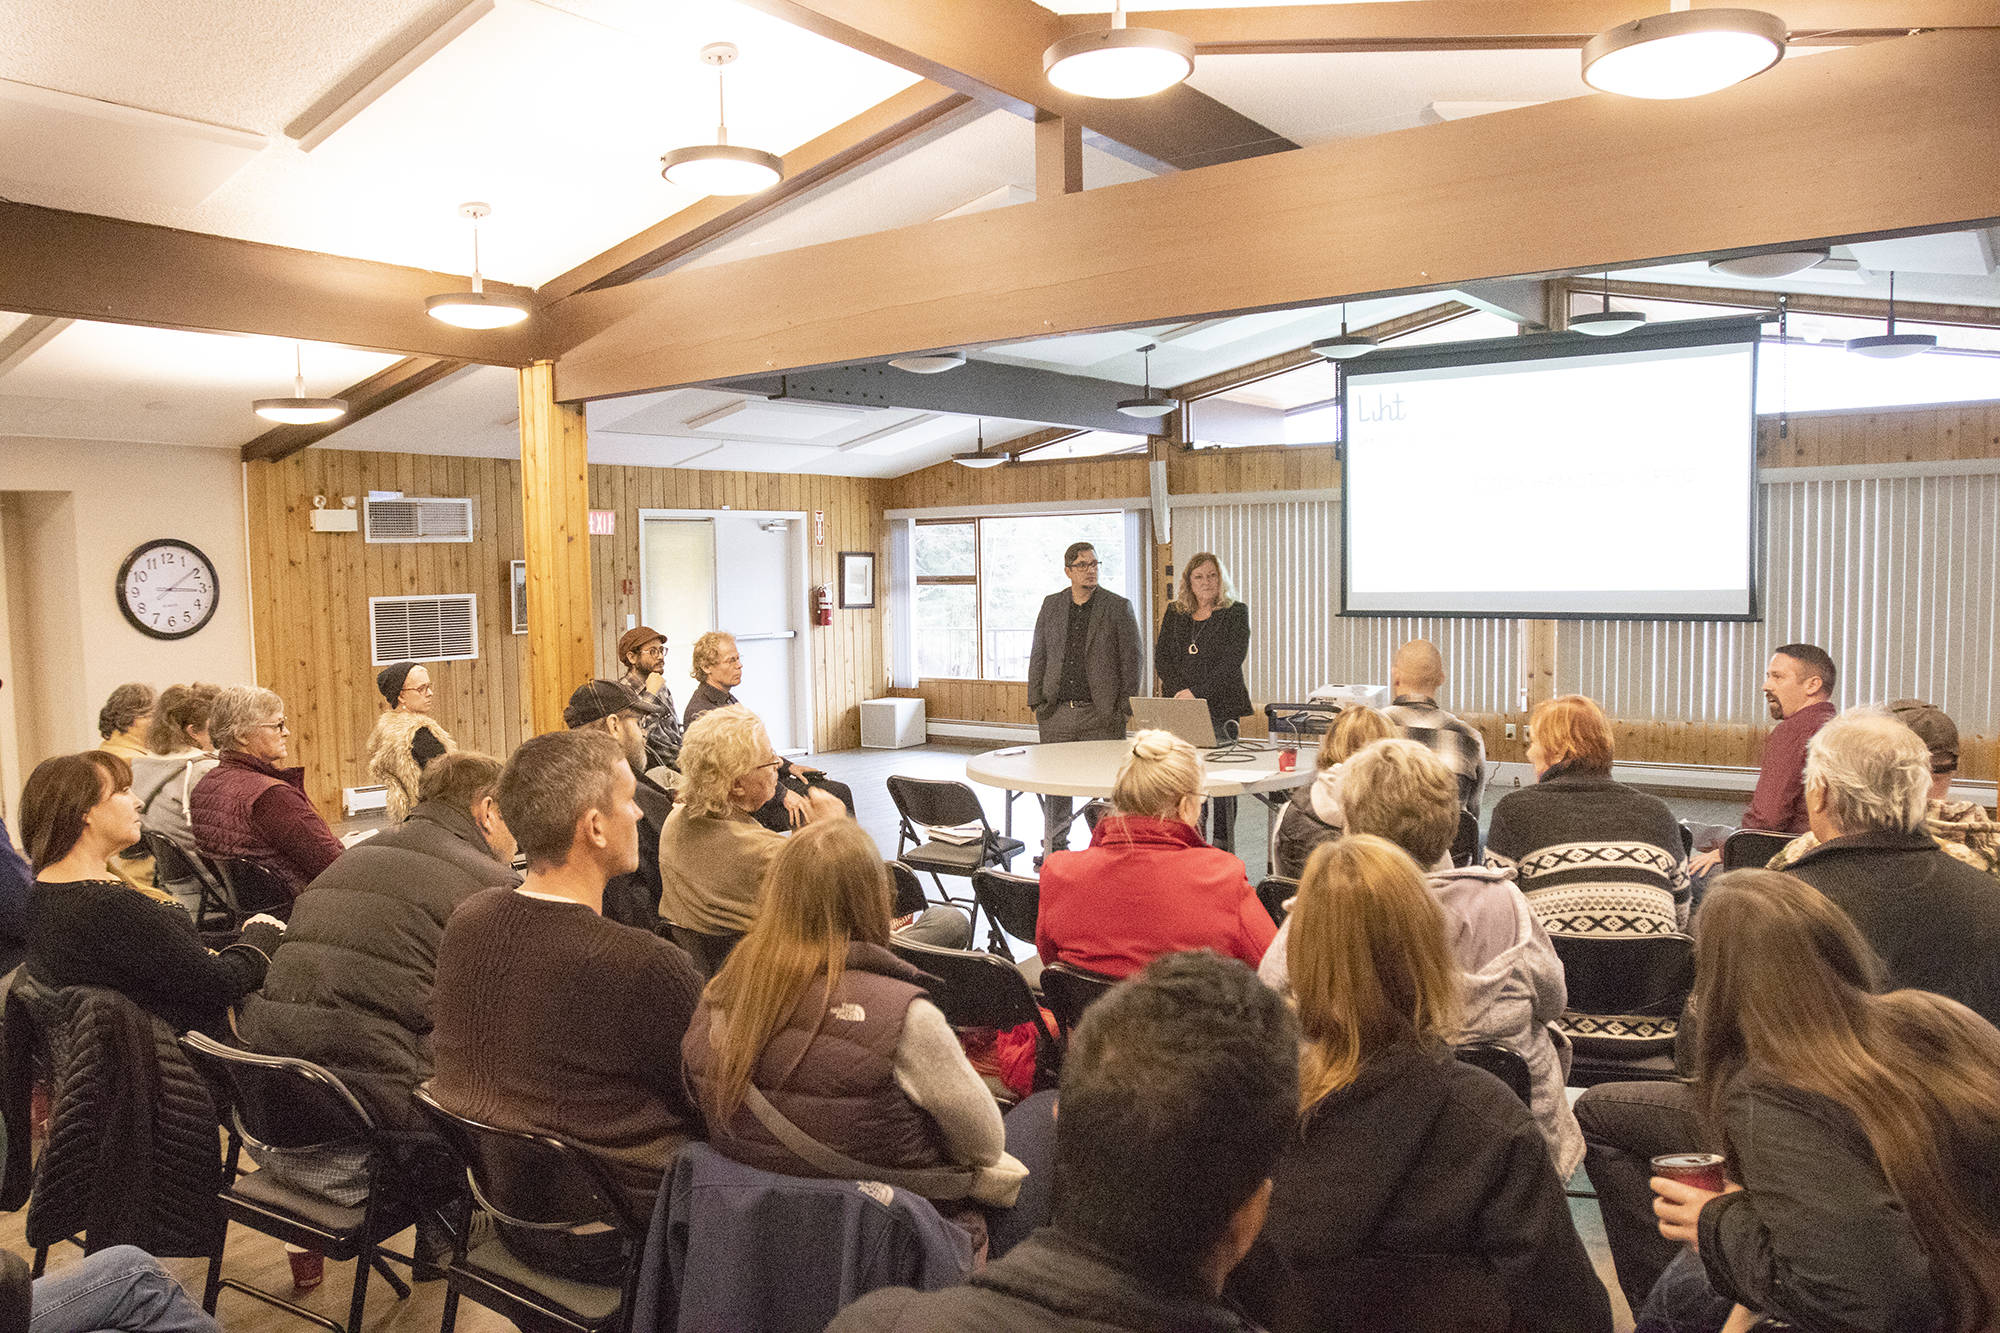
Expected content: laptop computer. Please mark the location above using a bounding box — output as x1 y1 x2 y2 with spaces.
1129 696 1218 748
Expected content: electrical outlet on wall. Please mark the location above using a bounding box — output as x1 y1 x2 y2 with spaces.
1504 723 1517 739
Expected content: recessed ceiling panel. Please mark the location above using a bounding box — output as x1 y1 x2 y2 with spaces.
0 77 265 209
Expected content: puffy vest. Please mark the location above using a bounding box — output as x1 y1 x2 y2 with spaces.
188 751 300 886
683 942 948 1182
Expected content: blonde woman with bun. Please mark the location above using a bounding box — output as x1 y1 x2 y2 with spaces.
1035 729 1275 978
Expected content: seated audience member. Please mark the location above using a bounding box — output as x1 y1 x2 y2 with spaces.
188 686 343 896
20 751 282 1036
429 729 704 1282
95 682 158 891
1770 698 1999 877
1037 730 1275 978
239 752 518 1129
1485 694 1690 934
657 704 843 939
616 625 685 778
366 661 455 823
566 678 674 931
829 951 1299 1333
1231 835 1611 1333
1640 870 2000 1333
27 1244 223 1333
1385 639 1487 814
683 630 854 832
1268 704 1396 880
684 820 1025 1225
1263 739 1581 1178
1687 642 1837 877
130 683 221 862
1 814 33 977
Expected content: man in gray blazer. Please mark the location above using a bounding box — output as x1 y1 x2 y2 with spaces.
1026 541 1142 855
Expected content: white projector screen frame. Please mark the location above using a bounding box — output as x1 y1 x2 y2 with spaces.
1340 317 1762 621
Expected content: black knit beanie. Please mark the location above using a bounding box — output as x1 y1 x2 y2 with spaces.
376 661 417 706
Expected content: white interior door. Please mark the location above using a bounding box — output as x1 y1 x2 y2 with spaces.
640 518 716 699
714 514 806 753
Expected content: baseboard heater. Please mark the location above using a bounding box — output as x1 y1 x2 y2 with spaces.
342 784 390 817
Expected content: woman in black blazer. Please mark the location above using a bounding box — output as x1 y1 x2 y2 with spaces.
1154 551 1251 850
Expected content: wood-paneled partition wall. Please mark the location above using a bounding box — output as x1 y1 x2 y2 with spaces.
884 399 2000 783
248 448 890 817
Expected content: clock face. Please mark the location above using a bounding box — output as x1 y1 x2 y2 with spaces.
117 540 220 640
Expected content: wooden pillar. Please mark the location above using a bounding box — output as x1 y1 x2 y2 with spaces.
518 360 595 735
1035 113 1083 199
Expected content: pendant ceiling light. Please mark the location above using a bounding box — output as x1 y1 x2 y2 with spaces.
953 418 1010 469
1846 273 1936 359
1311 303 1378 361
1571 273 1649 336
1116 343 1175 419
1708 248 1829 279
1582 3 1787 100
253 343 347 425
888 352 967 374
425 202 530 329
1044 2 1195 100
662 43 783 196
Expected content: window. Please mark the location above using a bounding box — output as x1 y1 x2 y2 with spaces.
912 512 1129 680
1014 430 1148 461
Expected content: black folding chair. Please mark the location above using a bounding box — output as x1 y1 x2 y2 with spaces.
886 777 1025 939
1255 875 1298 926
413 1087 645 1333
1722 828 1792 870
1678 822 1696 856
890 938 1061 1092
1451 809 1481 868
144 831 234 929
886 861 929 919
1454 1043 1531 1104
969 867 1039 955
1549 933 1695 1087
663 923 743 980
214 856 296 920
179 1032 432 1333
1039 961 1119 1040
1264 702 1339 744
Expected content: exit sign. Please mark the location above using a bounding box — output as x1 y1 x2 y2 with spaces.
588 510 615 535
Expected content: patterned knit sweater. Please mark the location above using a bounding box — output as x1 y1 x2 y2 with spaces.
1483 770 1690 935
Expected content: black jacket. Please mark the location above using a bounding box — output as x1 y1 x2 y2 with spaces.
236 801 518 1130
1785 828 2000 1027
603 771 674 933
2 976 224 1257
1027 588 1142 723
1698 1075 1999 1333
1230 1043 1611 1333
1154 602 1252 725
831 1227 1264 1333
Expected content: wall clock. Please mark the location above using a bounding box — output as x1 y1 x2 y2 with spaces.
117 539 220 640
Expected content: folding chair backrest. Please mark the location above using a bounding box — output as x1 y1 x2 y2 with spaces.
885 777 987 836
887 862 929 919
1451 810 1481 868
412 1086 636 1238
1549 933 1694 1019
217 857 294 915
179 1031 374 1153
145 831 212 892
1454 1043 1531 1104
970 868 1039 943
1255 875 1298 926
1678 822 1696 856
889 939 1041 1031
1039 962 1119 1038
665 924 743 980
1722 828 1791 871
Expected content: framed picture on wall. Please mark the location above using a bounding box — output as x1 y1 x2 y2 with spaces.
839 551 876 609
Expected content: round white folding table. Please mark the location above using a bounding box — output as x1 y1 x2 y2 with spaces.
965 738 1314 854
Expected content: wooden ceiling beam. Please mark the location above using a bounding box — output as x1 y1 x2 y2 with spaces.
0 201 540 364
552 32 2000 402
1150 2 2000 54
241 356 468 462
537 81 977 303
0 315 71 378
735 0 1296 172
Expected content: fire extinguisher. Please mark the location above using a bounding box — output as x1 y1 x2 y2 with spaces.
813 584 833 627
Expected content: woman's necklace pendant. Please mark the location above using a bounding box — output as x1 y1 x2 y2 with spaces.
1187 642 1199 655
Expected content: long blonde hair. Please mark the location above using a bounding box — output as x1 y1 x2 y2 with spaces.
1693 871 2000 1332
697 819 894 1126
1290 834 1462 1111
1173 551 1238 617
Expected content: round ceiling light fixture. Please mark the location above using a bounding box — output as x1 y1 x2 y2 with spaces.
1582 7 1787 100
1571 272 1649 336
254 343 348 425
425 202 531 329
888 352 967 374
1310 303 1378 361
1708 248 1829 279
661 43 783 196
1846 272 1936 359
952 418 1011 469
1116 342 1175 419
1044 3 1195 100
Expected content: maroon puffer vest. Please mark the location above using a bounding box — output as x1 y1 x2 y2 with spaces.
684 942 949 1181
188 750 300 885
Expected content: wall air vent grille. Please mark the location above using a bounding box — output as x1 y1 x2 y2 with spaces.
364 496 475 543
370 594 478 665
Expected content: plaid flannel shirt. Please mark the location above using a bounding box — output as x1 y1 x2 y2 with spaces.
1386 695 1488 814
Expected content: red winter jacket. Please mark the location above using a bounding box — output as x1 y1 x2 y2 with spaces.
1036 815 1275 978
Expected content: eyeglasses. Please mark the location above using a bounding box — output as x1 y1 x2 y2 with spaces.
401 682 434 695
750 757 783 771
1069 559 1100 569
254 720 290 734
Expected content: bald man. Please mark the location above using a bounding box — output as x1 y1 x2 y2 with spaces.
1384 639 1486 814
